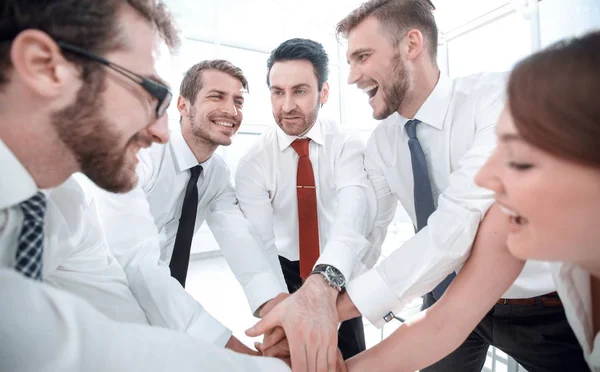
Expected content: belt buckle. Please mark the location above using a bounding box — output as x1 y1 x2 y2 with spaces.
501 298 509 305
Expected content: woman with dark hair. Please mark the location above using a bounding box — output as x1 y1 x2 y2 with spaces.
345 30 600 372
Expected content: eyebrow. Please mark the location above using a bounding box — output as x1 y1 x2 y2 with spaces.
270 83 311 91
206 89 245 100
347 48 373 64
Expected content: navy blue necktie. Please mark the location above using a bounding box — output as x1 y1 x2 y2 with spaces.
16 192 46 280
405 119 455 299
170 165 203 287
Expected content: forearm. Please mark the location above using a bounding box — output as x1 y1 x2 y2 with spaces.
348 204 524 371
0 270 291 372
317 186 374 279
124 248 231 346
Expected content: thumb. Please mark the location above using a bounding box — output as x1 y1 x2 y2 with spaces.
245 307 281 337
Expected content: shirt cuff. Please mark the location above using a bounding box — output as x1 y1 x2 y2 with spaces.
186 310 232 347
316 241 356 281
345 267 405 329
243 272 287 316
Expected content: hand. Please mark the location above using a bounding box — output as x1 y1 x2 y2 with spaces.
225 335 260 356
246 275 341 371
259 292 290 318
336 349 348 372
255 332 290 360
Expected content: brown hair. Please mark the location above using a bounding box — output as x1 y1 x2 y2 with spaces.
336 0 438 61
0 0 179 87
508 31 600 167
179 59 249 104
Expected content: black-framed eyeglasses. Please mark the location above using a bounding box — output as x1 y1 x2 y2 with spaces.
57 41 172 118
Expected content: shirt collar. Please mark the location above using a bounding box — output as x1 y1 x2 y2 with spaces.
169 129 212 174
276 117 325 152
0 139 38 210
399 73 453 135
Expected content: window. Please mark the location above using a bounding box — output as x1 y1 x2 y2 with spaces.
447 12 532 77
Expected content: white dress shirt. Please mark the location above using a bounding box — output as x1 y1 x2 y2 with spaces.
345 72 556 327
0 141 147 324
551 262 600 371
93 129 287 346
0 139 290 372
235 117 378 281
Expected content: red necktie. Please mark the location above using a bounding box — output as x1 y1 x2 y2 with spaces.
291 139 320 279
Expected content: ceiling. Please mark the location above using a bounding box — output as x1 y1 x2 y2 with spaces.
165 0 513 40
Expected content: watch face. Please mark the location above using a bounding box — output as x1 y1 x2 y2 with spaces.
325 266 345 287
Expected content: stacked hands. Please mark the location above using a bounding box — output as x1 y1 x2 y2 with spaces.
247 275 348 371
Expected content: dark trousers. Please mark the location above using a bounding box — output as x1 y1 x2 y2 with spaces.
420 292 590 372
278 256 366 360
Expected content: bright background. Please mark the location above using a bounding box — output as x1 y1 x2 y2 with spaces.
161 1 600 370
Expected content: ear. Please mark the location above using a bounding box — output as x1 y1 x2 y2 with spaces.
10 29 78 98
405 29 426 62
319 81 330 105
177 95 190 117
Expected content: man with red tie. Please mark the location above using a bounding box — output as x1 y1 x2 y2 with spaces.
235 38 378 360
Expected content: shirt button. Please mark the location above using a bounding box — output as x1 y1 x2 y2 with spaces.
424 150 429 156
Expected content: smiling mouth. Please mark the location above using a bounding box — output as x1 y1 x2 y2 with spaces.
213 121 235 128
362 84 379 101
499 204 529 226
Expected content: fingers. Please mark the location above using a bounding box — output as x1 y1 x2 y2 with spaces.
246 308 280 337
261 327 286 350
259 339 290 359
289 334 308 372
335 348 347 372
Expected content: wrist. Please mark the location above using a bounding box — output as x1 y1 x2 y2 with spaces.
337 291 361 321
305 274 339 299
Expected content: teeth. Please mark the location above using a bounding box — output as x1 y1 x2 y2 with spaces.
215 121 234 128
361 84 378 93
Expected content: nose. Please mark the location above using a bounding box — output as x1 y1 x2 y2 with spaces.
282 94 296 113
220 99 239 117
147 113 170 144
347 63 360 85
475 148 504 194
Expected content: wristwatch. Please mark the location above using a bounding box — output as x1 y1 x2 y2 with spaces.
310 264 346 292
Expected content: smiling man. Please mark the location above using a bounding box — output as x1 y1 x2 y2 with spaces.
92 59 288 354
0 0 290 370
247 1 588 371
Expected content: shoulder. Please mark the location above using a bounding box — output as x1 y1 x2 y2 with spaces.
239 126 278 165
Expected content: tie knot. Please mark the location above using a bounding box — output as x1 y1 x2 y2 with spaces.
291 138 311 157
20 192 46 222
405 119 421 139
190 165 203 179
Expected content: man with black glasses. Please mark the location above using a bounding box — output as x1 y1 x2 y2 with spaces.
0 1 289 371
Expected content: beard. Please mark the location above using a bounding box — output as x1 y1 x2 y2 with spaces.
276 98 320 137
188 105 233 147
52 69 150 193
375 53 410 120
